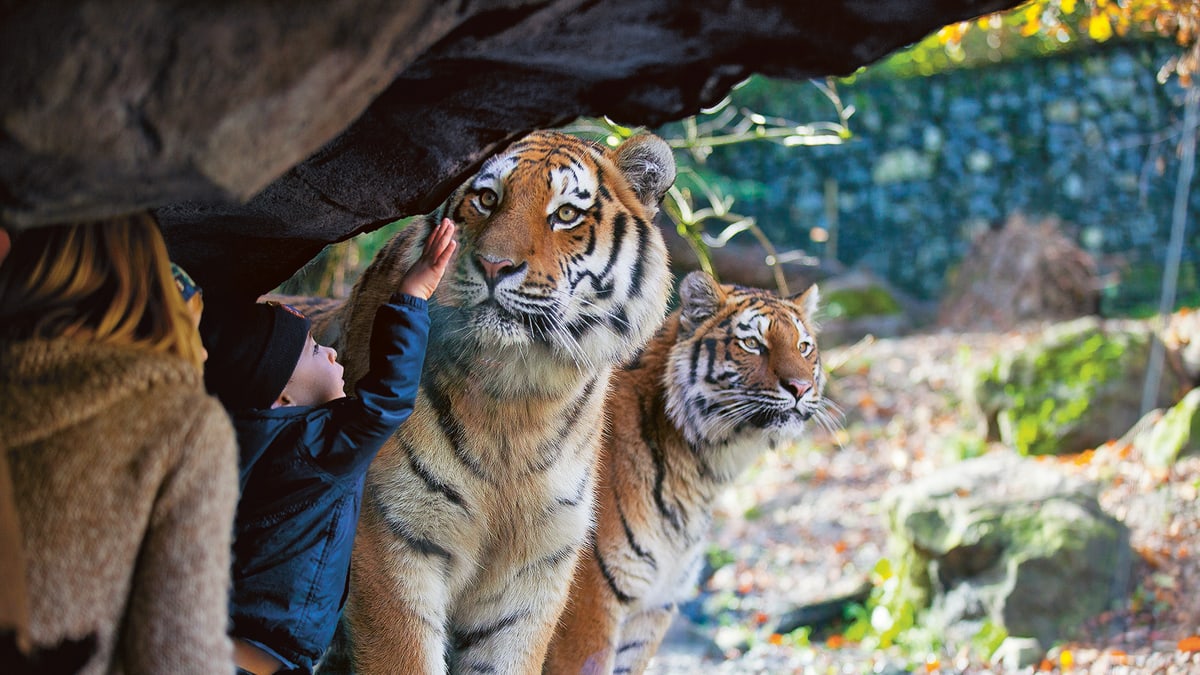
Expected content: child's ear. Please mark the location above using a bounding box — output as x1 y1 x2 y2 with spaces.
272 393 291 409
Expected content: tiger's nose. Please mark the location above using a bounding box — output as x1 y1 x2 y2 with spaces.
783 378 813 401
476 254 522 290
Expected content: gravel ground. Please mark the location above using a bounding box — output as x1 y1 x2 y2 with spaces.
643 327 1200 675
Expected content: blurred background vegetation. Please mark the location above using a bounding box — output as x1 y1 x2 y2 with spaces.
278 0 1199 326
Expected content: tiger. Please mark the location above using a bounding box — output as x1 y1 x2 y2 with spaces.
312 130 675 674
543 270 831 675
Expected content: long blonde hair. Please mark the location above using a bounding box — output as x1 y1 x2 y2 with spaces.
0 213 206 370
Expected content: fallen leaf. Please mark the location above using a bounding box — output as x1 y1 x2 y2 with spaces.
768 633 783 646
826 634 846 649
1060 649 1074 668
1179 636 1200 652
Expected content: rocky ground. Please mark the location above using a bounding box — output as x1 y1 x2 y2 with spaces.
644 327 1200 674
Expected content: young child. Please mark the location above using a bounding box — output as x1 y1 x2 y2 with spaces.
202 218 456 675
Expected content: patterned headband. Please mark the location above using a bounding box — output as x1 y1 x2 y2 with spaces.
170 262 201 302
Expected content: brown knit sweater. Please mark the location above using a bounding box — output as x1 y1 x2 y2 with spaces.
0 338 239 674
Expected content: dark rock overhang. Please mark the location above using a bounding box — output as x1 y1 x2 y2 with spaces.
0 0 1022 299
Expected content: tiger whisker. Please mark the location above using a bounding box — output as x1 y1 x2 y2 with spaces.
706 400 764 438
542 319 595 371
551 291 635 332
583 304 635 332
811 406 846 449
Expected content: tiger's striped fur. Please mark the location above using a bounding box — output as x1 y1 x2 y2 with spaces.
544 271 829 675
315 130 674 674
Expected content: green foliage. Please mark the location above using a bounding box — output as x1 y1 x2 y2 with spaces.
941 430 990 462
843 558 938 653
778 625 812 648
844 556 1011 666
276 218 412 297
1104 261 1200 318
822 286 902 319
971 619 1010 661
706 545 737 573
1140 387 1200 467
861 0 1181 80
975 325 1137 455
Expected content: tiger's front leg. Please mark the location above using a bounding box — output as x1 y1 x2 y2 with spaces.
543 543 626 674
612 605 676 675
449 545 584 674
343 495 454 675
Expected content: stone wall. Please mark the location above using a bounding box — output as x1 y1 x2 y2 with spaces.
694 39 1198 313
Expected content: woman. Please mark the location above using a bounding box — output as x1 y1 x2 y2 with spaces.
0 214 239 674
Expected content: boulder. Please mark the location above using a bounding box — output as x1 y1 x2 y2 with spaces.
0 0 1025 299
970 317 1186 456
882 453 1132 648
1124 387 1200 468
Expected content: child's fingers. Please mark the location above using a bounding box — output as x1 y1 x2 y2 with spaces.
436 240 457 268
427 219 456 260
434 218 455 248
429 240 455 272
424 219 446 251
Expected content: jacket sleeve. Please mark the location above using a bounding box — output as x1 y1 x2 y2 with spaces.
306 294 430 476
121 395 238 674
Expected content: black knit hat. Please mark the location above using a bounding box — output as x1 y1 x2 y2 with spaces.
200 300 312 410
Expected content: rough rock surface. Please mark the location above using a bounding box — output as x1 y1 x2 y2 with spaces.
970 317 1187 456
882 453 1133 649
0 0 1022 298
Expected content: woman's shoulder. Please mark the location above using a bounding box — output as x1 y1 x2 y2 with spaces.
1 339 220 449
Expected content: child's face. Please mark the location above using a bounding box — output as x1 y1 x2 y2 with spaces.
276 333 346 407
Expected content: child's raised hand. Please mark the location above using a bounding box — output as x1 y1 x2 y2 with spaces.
397 218 457 300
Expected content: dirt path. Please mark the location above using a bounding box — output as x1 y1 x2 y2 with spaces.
644 329 1200 674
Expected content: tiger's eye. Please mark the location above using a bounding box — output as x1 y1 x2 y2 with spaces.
479 189 498 208
555 204 578 222
740 337 761 352
799 339 815 357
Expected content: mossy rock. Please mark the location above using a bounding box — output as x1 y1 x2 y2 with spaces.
971 317 1184 456
1129 387 1200 467
882 454 1132 648
823 285 902 319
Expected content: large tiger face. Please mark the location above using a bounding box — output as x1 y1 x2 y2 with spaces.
435 130 674 369
664 271 829 459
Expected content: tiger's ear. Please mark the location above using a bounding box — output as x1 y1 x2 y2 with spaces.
791 284 820 329
679 271 723 335
614 133 677 219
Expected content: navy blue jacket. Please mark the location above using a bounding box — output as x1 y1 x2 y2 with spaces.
227 294 429 673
